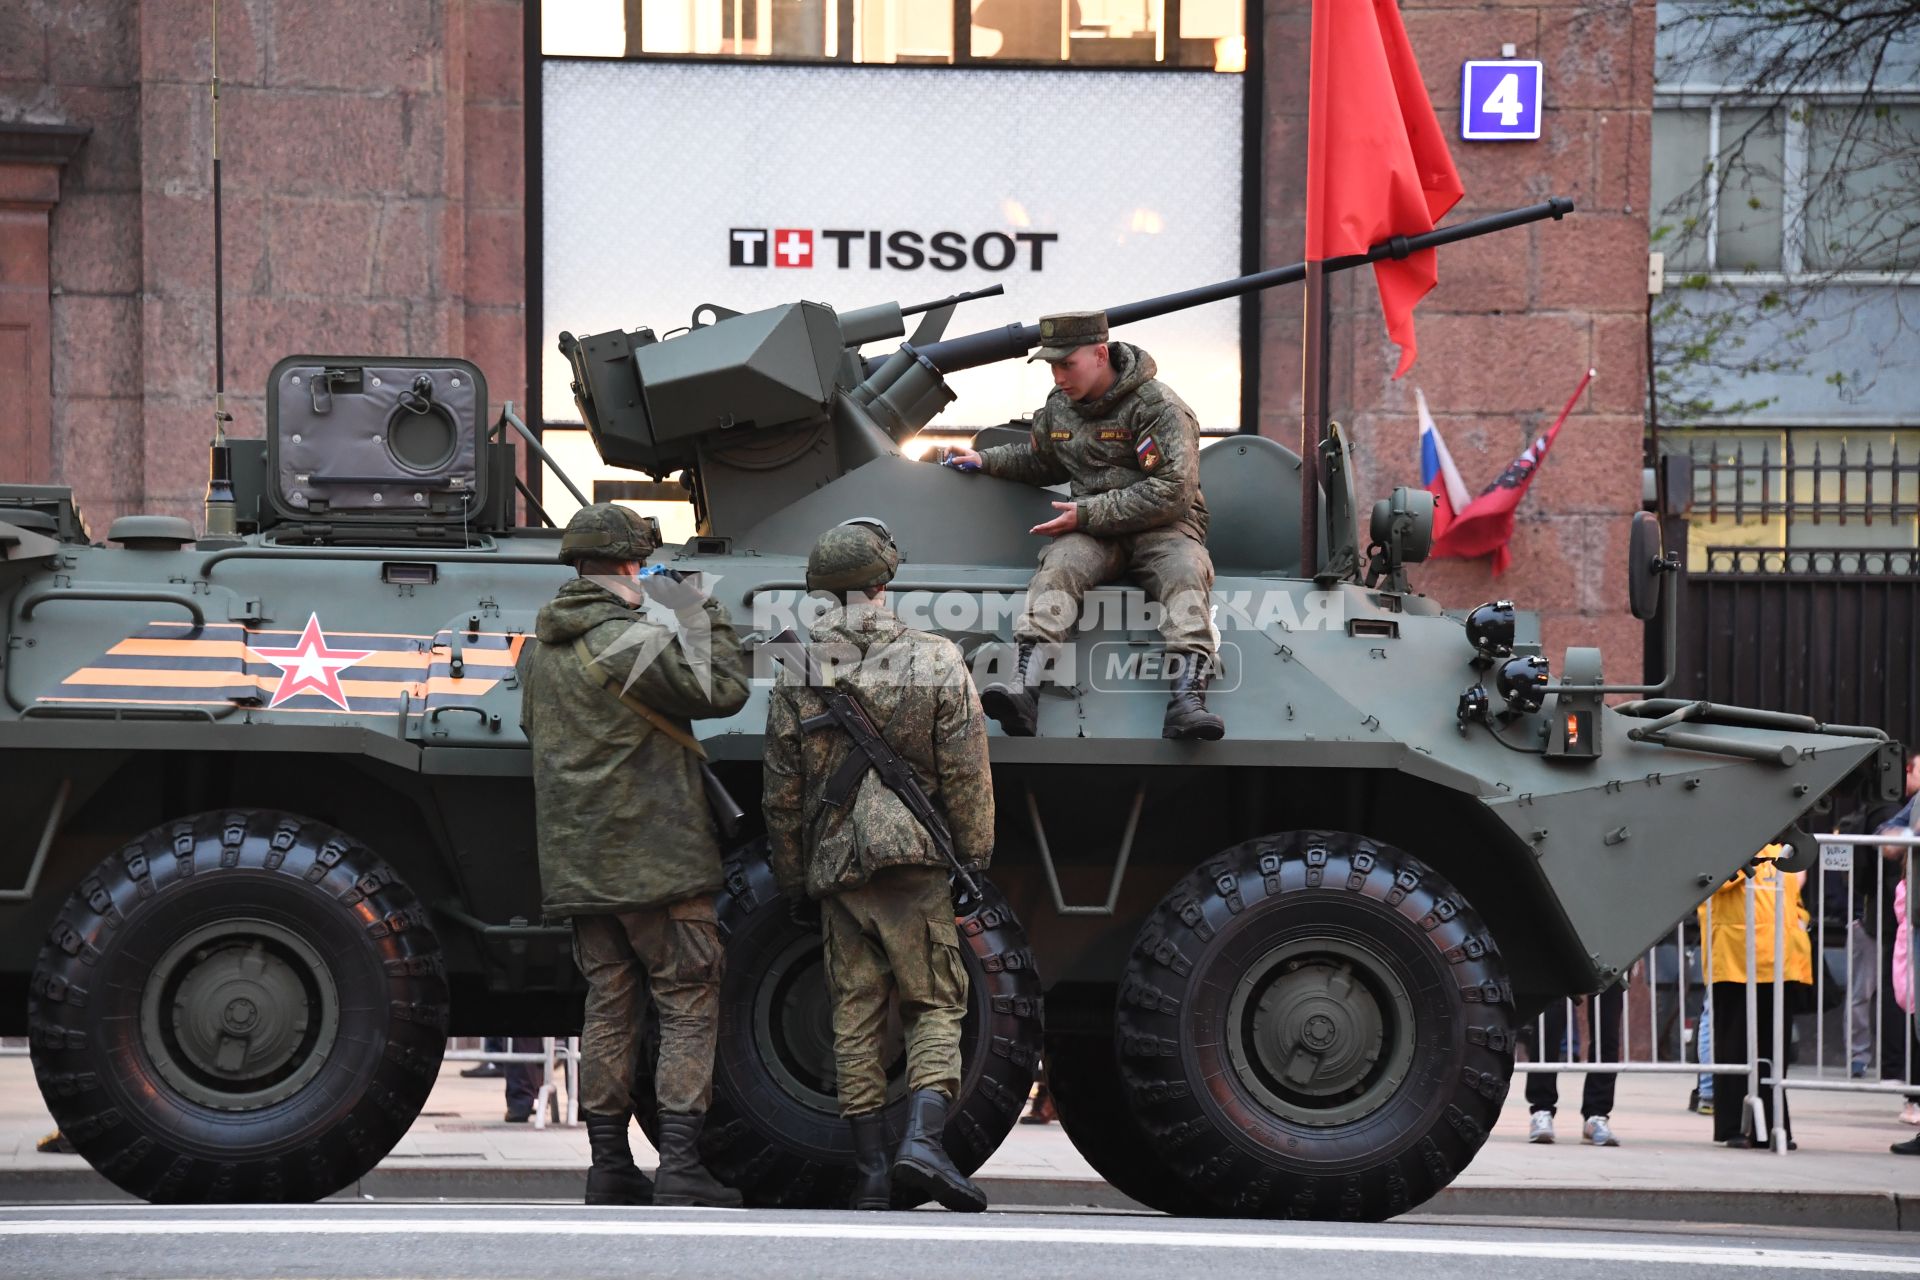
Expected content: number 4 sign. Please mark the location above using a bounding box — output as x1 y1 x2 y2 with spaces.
1461 60 1543 141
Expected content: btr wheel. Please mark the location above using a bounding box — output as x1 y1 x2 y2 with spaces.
28 810 447 1203
1045 1027 1203 1215
1117 831 1514 1220
637 841 1043 1207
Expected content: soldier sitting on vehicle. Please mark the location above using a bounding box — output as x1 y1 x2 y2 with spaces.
941 310 1224 741
762 520 996 1212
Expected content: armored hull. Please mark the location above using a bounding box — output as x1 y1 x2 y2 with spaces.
1 209 1896 1215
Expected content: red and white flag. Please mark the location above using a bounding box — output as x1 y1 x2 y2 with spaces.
1429 369 1596 574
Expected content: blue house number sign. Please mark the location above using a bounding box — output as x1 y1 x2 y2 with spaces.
1461 60 1543 141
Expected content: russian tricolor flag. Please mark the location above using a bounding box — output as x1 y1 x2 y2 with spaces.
1417 388 1469 539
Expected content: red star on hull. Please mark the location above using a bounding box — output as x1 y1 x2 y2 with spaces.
247 614 375 710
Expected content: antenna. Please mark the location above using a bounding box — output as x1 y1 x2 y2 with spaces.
202 0 238 539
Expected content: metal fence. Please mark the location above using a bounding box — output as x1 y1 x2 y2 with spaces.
1513 835 1917 1153
1685 435 1920 549
443 1038 583 1129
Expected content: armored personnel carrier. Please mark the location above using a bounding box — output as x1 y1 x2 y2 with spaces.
1 200 1897 1217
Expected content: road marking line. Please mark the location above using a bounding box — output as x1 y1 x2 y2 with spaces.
0 1218 1913 1272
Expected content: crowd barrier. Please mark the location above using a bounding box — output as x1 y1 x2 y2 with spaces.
1512 835 1917 1153
443 1037 583 1129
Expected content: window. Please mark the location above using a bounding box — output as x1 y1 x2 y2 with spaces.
1649 105 1785 273
1651 98 1918 277
541 0 1245 69
1805 103 1920 272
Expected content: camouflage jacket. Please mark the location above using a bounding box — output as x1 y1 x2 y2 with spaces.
520 577 749 916
762 601 994 899
977 342 1208 542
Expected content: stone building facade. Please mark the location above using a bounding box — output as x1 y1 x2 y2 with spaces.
2 0 1650 668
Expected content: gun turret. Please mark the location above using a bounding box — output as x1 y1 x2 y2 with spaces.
559 199 1573 537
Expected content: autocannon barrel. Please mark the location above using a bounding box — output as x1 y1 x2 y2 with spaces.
915 197 1574 375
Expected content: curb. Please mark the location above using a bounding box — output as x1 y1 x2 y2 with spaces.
2 1168 1912 1231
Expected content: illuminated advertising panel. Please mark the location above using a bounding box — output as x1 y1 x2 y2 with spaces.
540 58 1245 446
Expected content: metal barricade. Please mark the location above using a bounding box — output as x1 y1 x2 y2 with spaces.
1510 835 1917 1155
444 1037 583 1129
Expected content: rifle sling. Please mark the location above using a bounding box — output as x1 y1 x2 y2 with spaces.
572 636 708 759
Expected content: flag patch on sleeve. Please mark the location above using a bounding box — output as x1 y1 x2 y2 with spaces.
1135 433 1163 471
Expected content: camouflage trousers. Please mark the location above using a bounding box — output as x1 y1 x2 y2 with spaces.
1016 527 1218 657
571 896 724 1117
821 864 968 1117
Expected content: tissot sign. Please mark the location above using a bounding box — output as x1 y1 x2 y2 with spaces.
729 227 1060 272
542 60 1243 430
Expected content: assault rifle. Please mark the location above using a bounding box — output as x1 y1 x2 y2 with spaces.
764 629 985 906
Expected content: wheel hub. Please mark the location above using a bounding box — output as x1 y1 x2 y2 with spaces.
1225 936 1417 1127
751 934 905 1112
140 919 340 1110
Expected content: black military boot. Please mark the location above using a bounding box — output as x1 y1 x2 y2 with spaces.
653 1112 744 1208
1162 653 1225 741
980 641 1040 737
582 1110 654 1206
847 1111 892 1210
890 1088 987 1213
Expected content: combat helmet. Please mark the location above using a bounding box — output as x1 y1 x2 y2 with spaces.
558 502 659 564
806 517 899 593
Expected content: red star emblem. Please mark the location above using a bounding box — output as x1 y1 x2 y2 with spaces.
247 614 374 710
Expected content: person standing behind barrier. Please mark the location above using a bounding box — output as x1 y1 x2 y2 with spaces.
1524 983 1626 1146
1892 874 1918 1156
1876 802 1920 1131
1855 754 1918 1081
1697 844 1813 1149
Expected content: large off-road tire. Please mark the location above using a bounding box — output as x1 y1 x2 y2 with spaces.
1045 1027 1202 1215
638 842 1042 1207
28 810 448 1203
1117 830 1514 1221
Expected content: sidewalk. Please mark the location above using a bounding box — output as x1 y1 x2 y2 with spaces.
3 1057 1915 1228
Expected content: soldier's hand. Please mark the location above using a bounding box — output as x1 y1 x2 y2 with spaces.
941 448 983 472
641 567 708 612
1030 501 1080 537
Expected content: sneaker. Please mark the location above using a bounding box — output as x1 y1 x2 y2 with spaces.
505 1105 533 1124
1900 1100 1920 1126
1527 1110 1555 1144
1850 1059 1868 1079
461 1063 505 1079
1582 1115 1620 1147
1893 1134 1920 1156
1698 1100 1714 1116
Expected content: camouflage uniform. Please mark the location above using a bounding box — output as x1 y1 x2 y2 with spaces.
762 596 994 1115
979 328 1217 660
519 526 749 1120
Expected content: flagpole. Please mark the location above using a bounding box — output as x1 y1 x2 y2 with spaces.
1300 260 1329 577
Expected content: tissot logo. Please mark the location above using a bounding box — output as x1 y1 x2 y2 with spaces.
728 228 768 267
728 228 1060 272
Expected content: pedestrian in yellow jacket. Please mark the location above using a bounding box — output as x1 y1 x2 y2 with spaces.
1696 846 1813 1147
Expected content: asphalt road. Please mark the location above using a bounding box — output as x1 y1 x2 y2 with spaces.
1 1204 1917 1280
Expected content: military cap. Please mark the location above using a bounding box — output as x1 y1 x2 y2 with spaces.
558 502 659 564
1028 311 1109 363
806 517 900 593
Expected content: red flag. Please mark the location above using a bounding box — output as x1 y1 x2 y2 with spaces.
1430 369 1596 574
1307 0 1463 378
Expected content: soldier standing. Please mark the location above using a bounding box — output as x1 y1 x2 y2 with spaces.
762 520 995 1213
944 311 1224 741
520 503 749 1208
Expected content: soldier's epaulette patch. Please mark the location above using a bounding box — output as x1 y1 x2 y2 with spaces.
1136 433 1164 471
1049 429 1073 442
1097 428 1130 442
